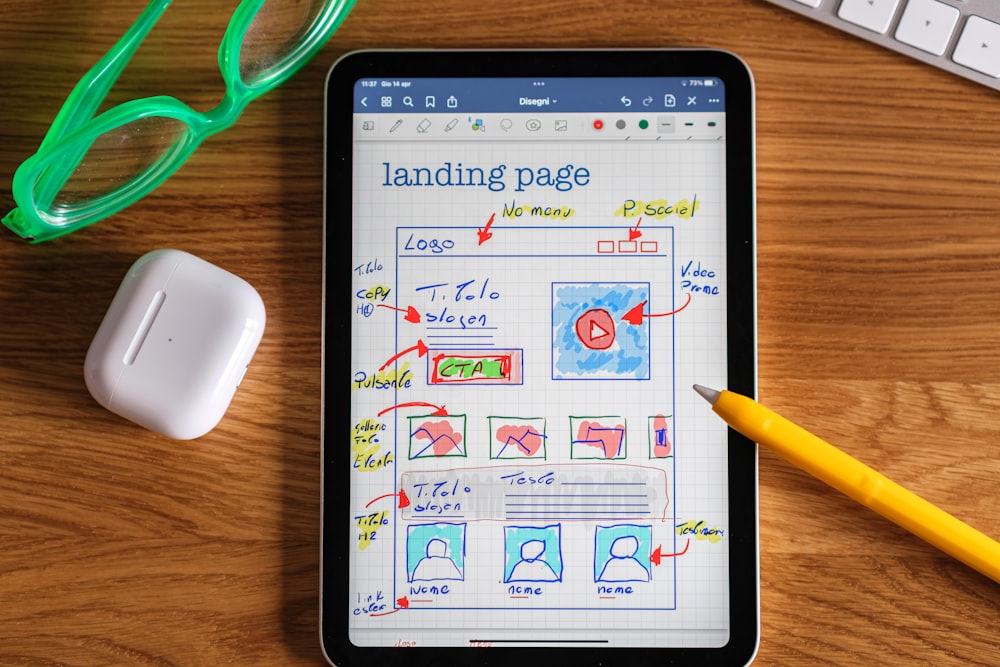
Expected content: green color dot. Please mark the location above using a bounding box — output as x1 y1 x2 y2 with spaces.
638 119 649 130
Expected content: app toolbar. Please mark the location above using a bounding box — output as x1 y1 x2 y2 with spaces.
354 77 725 113
355 113 726 140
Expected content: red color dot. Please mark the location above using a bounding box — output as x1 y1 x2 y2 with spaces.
593 119 604 130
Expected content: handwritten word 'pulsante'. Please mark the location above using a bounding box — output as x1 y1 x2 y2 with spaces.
353 363 414 390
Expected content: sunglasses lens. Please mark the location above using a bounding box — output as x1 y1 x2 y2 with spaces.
239 0 330 85
36 116 189 225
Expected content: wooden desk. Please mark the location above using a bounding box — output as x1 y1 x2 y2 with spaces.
1 1 998 664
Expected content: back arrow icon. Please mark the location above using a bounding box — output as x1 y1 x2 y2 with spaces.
361 96 368 107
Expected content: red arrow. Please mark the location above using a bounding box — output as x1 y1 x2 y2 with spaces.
629 216 643 241
622 292 693 325
650 539 691 566
477 212 496 245
377 304 421 323
379 339 428 371
370 597 409 616
365 488 411 509
377 401 448 417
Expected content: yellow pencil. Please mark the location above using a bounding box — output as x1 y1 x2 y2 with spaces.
694 384 1000 584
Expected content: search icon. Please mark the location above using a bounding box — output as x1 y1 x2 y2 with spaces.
500 119 512 132
402 96 414 107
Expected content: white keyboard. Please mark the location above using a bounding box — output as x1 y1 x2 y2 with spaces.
763 0 1000 92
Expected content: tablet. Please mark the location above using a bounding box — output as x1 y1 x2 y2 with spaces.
322 49 758 667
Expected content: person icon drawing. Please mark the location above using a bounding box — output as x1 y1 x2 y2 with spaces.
597 535 650 582
508 539 559 582
412 537 463 581
503 525 563 583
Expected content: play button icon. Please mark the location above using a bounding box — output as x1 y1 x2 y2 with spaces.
575 308 616 350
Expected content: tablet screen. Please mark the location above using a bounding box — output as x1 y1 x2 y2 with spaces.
324 50 757 666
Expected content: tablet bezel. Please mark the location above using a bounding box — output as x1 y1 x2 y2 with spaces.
322 49 758 667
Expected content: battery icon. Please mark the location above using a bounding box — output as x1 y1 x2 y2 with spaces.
704 79 717 87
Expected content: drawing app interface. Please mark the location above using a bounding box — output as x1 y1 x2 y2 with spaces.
349 76 732 648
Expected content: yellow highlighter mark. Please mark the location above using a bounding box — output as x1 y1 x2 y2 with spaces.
356 510 389 551
352 362 414 391
615 197 700 220
352 418 393 472
501 199 576 219
676 519 725 544
358 284 391 302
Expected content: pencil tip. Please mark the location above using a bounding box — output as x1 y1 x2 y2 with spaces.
693 384 720 404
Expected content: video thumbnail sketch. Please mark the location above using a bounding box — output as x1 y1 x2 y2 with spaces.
552 282 650 380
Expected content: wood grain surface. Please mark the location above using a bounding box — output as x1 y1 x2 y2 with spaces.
1 0 999 665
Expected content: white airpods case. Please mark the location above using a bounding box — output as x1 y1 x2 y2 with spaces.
84 249 266 440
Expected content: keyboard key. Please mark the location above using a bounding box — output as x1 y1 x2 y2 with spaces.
894 0 960 56
838 0 901 34
952 16 1000 78
763 0 1000 92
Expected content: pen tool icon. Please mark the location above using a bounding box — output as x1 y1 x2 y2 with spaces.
389 119 402 133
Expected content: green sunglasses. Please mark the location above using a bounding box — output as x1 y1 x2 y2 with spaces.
2 0 355 243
